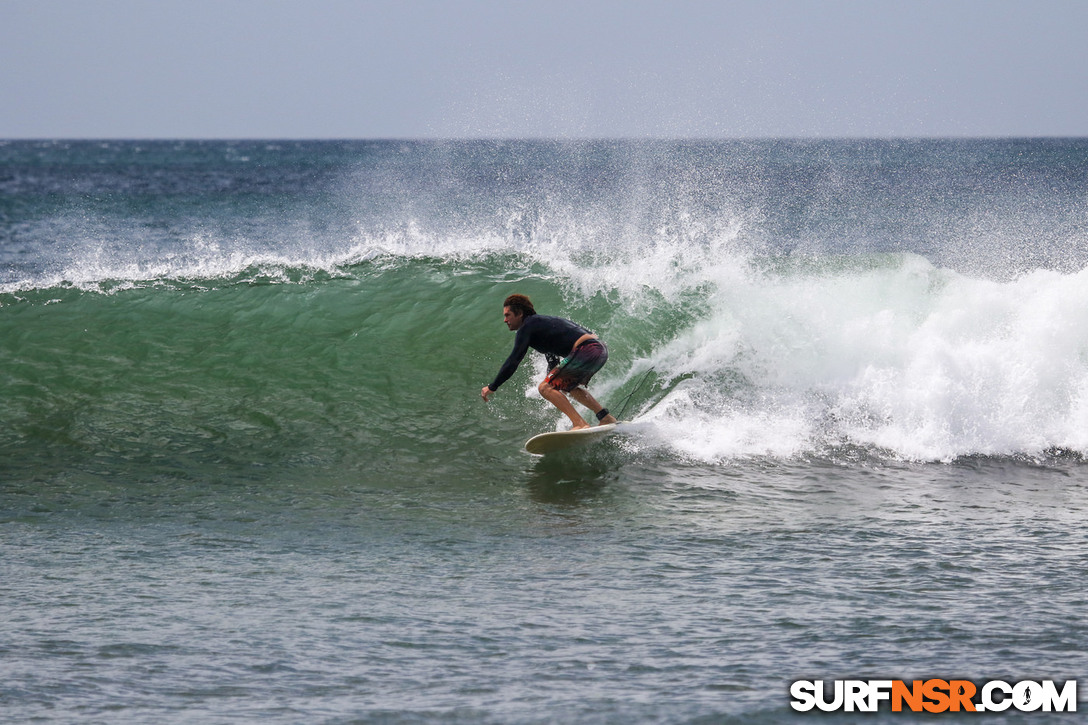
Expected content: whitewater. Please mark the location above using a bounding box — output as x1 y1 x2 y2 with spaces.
2 139 1087 722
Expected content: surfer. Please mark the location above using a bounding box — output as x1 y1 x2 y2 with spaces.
481 294 619 430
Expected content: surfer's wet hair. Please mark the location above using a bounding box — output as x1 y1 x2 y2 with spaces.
503 294 536 317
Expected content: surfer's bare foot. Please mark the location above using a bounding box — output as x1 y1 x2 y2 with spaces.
599 413 617 425
572 422 591 430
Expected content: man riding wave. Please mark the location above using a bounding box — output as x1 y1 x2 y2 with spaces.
481 294 618 430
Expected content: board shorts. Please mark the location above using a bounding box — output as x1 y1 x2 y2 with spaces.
543 339 608 392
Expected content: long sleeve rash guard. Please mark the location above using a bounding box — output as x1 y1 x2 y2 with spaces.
489 314 591 391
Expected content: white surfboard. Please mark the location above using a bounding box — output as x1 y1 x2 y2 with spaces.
525 423 620 455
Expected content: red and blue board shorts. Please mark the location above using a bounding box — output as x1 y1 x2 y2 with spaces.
543 339 608 392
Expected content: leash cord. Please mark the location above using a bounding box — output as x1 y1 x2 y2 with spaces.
615 367 655 422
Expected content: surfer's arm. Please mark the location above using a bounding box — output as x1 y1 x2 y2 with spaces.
488 327 532 391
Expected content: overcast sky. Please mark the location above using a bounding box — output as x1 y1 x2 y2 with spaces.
2 0 1086 138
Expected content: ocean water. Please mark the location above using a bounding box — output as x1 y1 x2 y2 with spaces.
2 139 1087 722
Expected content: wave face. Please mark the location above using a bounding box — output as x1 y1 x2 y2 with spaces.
3 139 1088 475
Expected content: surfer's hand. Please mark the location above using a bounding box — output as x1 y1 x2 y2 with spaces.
481 386 493 401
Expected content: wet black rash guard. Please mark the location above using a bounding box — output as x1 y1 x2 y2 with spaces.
489 314 591 391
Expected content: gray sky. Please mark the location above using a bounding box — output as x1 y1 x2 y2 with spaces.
2 0 1086 138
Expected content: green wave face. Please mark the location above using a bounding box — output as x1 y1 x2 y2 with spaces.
6 247 1088 485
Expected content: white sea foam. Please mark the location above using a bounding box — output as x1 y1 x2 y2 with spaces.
612 250 1088 462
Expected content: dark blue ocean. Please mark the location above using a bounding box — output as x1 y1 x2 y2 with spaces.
2 139 1087 722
